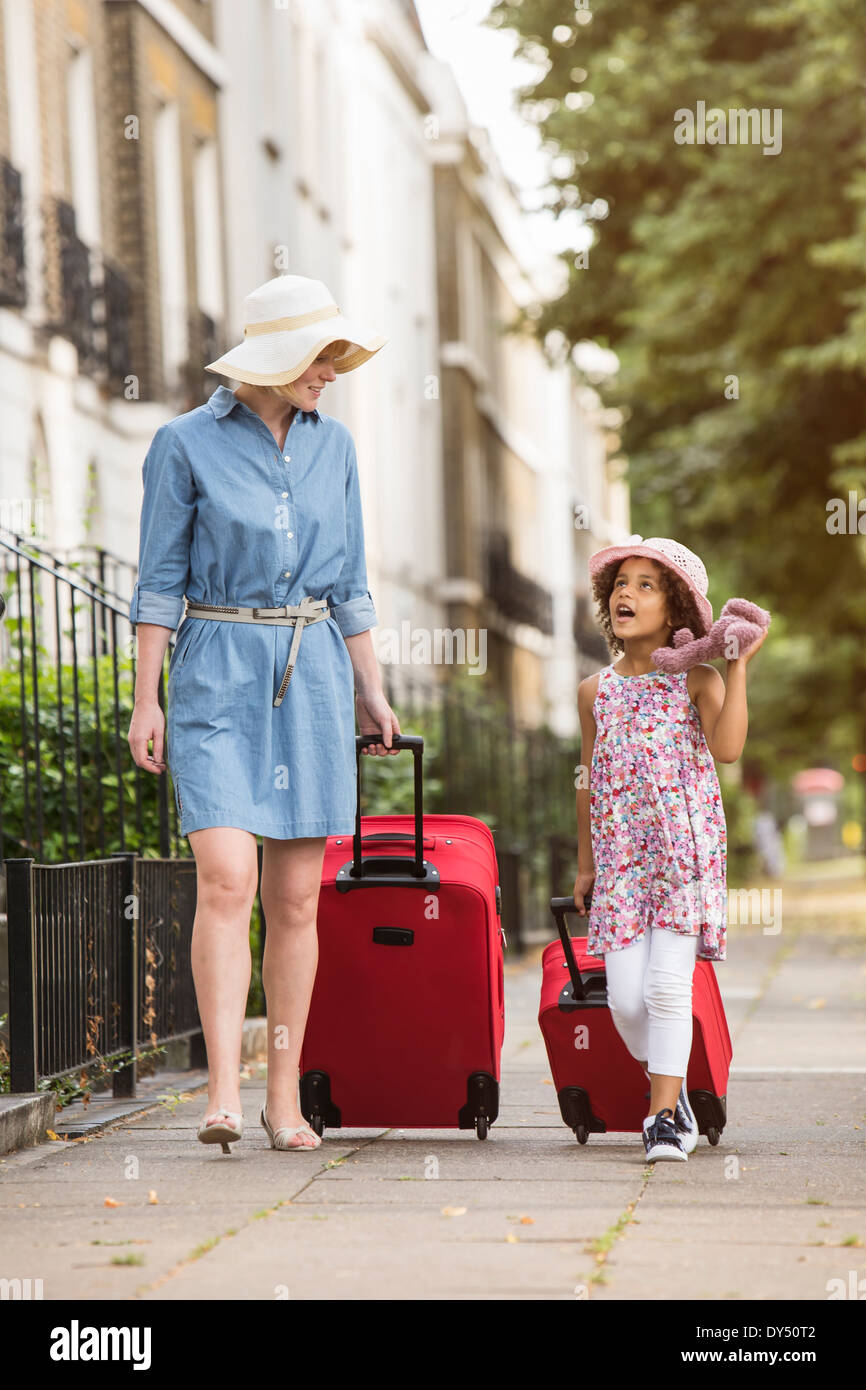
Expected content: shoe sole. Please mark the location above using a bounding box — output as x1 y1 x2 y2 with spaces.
644 1144 688 1162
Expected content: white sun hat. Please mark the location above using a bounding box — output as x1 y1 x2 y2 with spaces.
205 275 388 385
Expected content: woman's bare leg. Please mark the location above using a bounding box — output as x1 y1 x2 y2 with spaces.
188 827 259 1125
259 835 327 1148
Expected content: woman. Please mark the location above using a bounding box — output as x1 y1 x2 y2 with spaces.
127 275 401 1152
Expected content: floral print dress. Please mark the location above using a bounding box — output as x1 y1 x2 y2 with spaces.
587 664 727 960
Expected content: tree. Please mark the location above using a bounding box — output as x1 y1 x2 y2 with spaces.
487 0 866 836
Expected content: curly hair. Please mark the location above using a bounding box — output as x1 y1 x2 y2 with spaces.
591 556 707 656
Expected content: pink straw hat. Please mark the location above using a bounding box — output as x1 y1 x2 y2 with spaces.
589 535 713 634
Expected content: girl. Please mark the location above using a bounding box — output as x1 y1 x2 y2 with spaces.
572 536 766 1161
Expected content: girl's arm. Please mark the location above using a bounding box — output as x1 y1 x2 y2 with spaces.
687 631 767 763
574 674 600 913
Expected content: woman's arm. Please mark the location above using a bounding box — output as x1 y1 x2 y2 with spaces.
128 624 171 771
127 423 196 773
345 630 401 755
687 631 767 763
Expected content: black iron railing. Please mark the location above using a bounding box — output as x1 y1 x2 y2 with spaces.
375 664 582 947
42 199 132 392
1 527 586 945
0 529 182 864
0 156 27 308
52 198 99 374
100 256 133 389
4 852 203 1095
487 530 555 635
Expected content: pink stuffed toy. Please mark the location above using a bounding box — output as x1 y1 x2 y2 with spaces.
651 598 771 673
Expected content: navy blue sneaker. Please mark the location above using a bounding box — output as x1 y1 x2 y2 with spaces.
643 1107 688 1162
674 1083 698 1154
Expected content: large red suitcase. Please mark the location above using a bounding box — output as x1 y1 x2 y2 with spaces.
299 734 505 1139
539 896 732 1145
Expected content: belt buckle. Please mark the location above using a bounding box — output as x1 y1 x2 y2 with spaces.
252 604 289 619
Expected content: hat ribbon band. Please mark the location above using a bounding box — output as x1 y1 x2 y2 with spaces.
243 305 341 338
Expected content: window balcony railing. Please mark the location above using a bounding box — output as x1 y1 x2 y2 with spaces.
42 198 132 393
486 530 555 636
0 156 27 308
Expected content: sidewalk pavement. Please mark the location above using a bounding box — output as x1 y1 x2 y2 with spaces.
1 878 864 1301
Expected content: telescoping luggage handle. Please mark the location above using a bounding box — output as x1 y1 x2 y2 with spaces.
550 892 594 1002
335 734 441 892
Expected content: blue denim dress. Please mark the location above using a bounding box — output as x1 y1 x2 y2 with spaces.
129 384 377 838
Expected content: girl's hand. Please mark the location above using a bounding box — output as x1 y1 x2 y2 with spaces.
727 628 768 668
356 690 401 756
128 699 167 773
573 870 595 916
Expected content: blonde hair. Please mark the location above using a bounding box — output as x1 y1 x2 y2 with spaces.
259 339 353 409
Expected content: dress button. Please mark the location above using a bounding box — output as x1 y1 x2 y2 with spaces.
284 571 291 578
281 491 288 498
287 531 293 538
284 455 291 462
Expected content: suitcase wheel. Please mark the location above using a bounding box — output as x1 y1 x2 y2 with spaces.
310 1114 325 1138
706 1127 720 1146
574 1126 589 1145
476 1115 489 1141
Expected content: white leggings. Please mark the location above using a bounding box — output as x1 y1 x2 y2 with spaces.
604 928 699 1078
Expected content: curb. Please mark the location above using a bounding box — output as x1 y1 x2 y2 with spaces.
0 1018 268 1151
0 1092 56 1156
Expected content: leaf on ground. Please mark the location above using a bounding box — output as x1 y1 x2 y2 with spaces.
505 1233 519 1243
46 1130 61 1141
541 1078 554 1086
440 1206 467 1217
806 997 826 1009
103 1197 123 1208
147 1190 159 1204
519 1215 535 1225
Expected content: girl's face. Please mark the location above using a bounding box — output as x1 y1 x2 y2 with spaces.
610 557 671 641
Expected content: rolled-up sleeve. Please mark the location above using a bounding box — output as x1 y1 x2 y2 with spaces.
129 422 196 634
329 437 377 637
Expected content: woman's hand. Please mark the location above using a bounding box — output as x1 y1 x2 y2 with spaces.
356 690 401 756
573 869 595 916
128 699 167 773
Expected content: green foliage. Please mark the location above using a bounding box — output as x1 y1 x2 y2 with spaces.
487 0 866 830
0 612 176 861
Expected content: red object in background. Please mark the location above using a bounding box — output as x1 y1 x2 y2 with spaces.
299 737 504 1139
539 899 732 1145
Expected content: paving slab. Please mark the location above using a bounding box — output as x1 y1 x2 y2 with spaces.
0 885 864 1303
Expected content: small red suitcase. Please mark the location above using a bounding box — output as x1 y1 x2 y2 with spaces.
299 734 505 1139
539 896 732 1145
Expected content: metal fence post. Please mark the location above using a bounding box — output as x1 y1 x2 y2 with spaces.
110 851 138 1097
5 858 38 1093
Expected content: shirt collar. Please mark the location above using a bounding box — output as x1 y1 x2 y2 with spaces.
206 384 320 422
